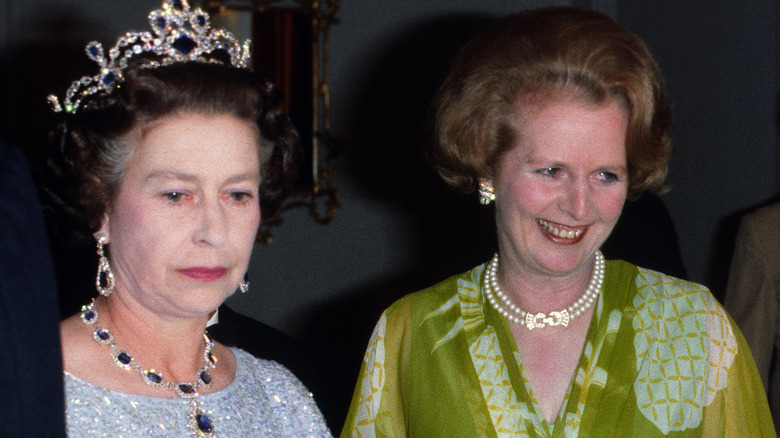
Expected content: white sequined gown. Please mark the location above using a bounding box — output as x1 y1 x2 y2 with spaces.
64 348 332 437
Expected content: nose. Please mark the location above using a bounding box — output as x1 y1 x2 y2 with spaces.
194 196 228 247
560 178 591 220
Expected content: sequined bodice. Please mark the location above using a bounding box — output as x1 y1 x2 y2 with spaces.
64 348 331 437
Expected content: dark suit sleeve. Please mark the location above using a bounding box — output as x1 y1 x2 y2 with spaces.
724 214 774 386
0 142 65 437
723 203 780 428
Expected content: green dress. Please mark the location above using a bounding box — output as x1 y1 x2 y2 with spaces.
341 260 774 437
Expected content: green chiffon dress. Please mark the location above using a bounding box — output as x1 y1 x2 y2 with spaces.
341 260 774 437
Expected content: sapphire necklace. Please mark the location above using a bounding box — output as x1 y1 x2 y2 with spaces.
81 300 218 437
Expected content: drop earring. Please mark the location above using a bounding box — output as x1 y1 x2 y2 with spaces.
478 182 496 205
95 235 115 297
239 273 250 294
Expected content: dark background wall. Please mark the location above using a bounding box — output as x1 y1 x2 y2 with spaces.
238 0 780 339
619 1 779 302
1 0 778 427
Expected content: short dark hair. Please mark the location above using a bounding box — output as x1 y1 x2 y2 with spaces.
430 6 673 199
42 60 300 243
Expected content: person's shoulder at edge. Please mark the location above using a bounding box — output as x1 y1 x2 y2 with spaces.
743 200 780 228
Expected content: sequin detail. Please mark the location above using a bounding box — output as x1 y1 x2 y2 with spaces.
64 348 332 437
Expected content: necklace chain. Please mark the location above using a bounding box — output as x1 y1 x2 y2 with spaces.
80 300 217 437
483 251 605 330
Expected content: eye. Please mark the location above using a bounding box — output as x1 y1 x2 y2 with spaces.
596 171 622 183
230 191 252 201
164 191 185 202
537 167 561 177
224 190 256 204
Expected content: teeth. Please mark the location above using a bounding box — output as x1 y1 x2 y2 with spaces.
538 219 583 239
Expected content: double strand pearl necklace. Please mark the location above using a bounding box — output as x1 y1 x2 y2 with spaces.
80 300 218 437
483 251 605 330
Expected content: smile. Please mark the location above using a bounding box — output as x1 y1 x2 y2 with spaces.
538 219 585 239
178 267 228 281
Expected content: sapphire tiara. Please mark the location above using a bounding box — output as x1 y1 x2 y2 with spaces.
48 0 251 114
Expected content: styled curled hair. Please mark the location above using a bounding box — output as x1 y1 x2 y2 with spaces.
41 60 300 244
430 6 673 199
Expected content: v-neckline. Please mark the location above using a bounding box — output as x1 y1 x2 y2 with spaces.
482 275 604 437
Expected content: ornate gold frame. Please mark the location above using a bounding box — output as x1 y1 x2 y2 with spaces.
204 0 340 242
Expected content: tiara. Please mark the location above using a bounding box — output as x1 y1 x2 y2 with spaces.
47 0 252 114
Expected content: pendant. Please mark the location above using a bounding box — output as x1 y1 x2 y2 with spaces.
525 309 570 330
188 404 215 437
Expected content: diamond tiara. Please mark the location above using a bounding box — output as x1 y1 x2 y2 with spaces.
48 0 252 114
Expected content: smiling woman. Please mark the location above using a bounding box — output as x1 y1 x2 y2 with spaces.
341 6 774 438
488 98 629 280
40 1 331 436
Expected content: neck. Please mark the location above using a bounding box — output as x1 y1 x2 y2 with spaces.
94 295 211 381
495 253 597 313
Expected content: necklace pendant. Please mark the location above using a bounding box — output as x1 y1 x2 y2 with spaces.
81 300 218 436
525 309 570 330
188 405 215 437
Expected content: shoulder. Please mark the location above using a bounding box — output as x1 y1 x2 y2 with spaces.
231 348 332 436
633 266 713 307
233 348 301 383
741 201 780 235
631 266 738 357
746 201 780 222
372 263 488 350
631 267 734 341
231 348 315 399
608 261 724 330
386 264 486 318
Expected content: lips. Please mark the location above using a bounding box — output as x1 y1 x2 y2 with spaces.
178 267 228 281
538 219 587 244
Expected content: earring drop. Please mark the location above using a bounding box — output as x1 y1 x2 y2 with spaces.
95 235 115 297
239 273 250 294
478 182 496 205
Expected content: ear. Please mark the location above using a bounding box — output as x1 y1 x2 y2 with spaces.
94 215 110 243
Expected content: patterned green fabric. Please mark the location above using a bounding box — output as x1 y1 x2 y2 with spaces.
341 260 774 437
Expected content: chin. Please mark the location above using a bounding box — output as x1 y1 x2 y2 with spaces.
541 248 598 273
178 288 232 312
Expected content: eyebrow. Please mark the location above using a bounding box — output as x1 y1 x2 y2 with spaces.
143 170 261 185
525 159 627 172
144 171 197 184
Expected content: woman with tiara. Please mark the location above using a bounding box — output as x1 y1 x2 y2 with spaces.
42 1 332 436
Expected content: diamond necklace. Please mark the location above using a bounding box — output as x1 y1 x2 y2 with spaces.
80 300 218 437
483 251 605 330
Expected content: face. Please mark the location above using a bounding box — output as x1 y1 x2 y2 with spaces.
98 112 262 318
486 97 628 278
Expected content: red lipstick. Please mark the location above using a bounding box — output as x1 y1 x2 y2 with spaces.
178 267 227 281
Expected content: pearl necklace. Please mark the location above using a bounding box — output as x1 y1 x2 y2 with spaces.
80 300 218 437
483 251 605 330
